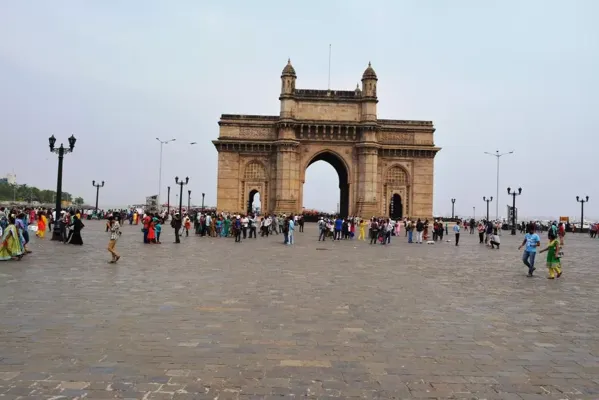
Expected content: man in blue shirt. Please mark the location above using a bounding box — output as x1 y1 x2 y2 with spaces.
334 217 343 241
453 220 461 246
519 224 541 277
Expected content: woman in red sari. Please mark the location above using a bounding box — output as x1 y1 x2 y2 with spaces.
147 218 156 243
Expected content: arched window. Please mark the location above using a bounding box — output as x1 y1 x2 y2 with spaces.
386 166 407 185
244 161 266 180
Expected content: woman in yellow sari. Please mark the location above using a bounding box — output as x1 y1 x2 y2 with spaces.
358 219 367 241
0 216 24 261
36 211 47 238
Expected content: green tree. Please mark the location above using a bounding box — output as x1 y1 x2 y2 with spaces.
74 197 85 205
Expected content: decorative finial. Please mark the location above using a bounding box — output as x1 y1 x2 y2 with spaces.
368 61 371 67
288 58 291 64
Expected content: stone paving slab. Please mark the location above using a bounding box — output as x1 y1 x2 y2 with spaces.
0 222 598 399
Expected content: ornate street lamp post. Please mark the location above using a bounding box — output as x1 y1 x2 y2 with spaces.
187 190 191 212
483 196 493 223
49 135 76 241
576 196 589 233
92 180 105 214
451 198 456 219
202 192 205 212
175 176 189 216
507 187 522 235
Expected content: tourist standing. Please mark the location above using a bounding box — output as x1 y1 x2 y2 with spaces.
67 215 84 245
172 213 182 243
453 220 461 246
318 217 327 241
416 219 424 244
155 218 162 244
369 218 379 245
288 215 295 245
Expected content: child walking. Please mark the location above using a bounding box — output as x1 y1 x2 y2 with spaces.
155 218 162 244
539 231 562 279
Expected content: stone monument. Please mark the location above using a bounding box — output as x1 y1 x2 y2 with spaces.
213 60 440 219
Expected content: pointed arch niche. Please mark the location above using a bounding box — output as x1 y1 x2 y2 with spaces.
384 165 411 219
242 160 268 214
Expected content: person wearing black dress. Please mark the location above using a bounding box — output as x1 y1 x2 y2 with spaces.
67 215 84 245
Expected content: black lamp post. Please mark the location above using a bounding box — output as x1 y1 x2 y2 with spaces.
451 198 456 219
507 187 522 235
187 190 191 211
483 196 493 222
175 176 189 216
576 196 589 233
167 186 171 218
92 180 105 214
202 192 205 212
49 134 76 241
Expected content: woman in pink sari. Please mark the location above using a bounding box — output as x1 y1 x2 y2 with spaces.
394 219 401 236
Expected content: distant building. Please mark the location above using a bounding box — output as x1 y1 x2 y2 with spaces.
5 173 16 185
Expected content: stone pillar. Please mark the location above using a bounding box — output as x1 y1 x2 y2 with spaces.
411 157 434 220
216 151 241 213
355 145 380 218
274 140 300 215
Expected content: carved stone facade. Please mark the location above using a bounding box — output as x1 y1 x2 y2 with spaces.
213 60 440 219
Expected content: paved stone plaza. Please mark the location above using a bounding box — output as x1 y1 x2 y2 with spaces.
0 222 598 399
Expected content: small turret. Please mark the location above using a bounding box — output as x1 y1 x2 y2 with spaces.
281 59 296 96
361 62 377 98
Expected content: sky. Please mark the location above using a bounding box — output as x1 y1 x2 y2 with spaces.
1 0 597 219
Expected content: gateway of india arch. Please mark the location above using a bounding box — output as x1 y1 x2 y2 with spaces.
213 60 440 219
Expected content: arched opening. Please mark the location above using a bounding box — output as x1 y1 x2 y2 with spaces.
389 193 403 220
247 190 261 215
304 151 349 217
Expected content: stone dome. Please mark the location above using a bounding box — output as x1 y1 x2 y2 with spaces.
362 62 377 80
281 59 296 77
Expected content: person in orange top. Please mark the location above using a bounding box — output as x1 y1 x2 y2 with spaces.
36 211 47 238
142 214 151 243
147 218 156 244
184 214 191 237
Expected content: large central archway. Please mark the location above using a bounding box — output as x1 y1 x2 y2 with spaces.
305 151 349 217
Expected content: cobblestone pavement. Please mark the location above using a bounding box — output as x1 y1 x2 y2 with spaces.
0 222 598 399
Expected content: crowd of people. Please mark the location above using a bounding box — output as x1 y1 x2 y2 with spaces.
0 206 87 261
0 204 585 281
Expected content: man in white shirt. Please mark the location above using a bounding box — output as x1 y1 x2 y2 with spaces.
241 215 249 239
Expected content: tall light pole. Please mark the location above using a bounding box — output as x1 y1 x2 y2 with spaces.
92 180 105 213
485 150 513 221
576 196 589 233
49 134 77 241
483 196 493 222
507 187 522 235
156 138 176 210
188 190 191 211
451 198 456 219
201 192 205 212
167 186 171 217
175 176 189 216
473 206 475 220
